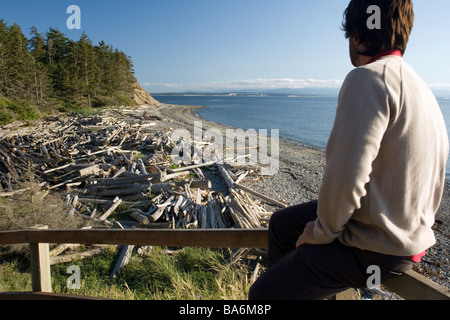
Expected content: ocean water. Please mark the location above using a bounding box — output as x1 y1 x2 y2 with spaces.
154 94 450 179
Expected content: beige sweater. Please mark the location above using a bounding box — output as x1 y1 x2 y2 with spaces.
313 56 449 256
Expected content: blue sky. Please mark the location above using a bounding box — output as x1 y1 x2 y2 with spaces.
1 0 449 93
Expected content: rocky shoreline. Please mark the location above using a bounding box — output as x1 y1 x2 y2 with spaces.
151 103 450 291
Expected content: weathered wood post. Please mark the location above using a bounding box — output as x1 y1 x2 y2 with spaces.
29 225 52 293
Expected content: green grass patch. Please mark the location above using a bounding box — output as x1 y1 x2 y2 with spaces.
0 246 253 300
0 97 39 124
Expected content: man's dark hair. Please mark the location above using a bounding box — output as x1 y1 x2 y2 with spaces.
342 0 414 56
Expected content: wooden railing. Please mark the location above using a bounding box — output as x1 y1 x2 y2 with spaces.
0 228 448 300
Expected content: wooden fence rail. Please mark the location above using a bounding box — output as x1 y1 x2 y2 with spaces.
0 229 448 300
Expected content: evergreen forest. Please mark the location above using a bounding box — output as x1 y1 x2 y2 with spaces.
0 19 138 125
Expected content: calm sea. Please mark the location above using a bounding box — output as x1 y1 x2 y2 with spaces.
154 94 450 179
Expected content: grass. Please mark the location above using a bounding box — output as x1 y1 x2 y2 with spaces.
0 246 254 300
0 95 107 126
0 259 32 293
0 97 39 125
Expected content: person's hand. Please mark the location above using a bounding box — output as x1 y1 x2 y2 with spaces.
296 221 321 248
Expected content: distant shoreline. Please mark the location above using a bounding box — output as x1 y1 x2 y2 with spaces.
153 92 331 98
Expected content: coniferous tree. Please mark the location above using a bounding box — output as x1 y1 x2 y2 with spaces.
76 32 99 107
29 26 51 103
96 40 115 97
3 23 35 100
0 19 9 96
0 19 139 118
113 49 135 98
45 27 69 66
45 28 72 102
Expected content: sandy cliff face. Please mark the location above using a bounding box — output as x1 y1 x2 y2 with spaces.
133 82 159 106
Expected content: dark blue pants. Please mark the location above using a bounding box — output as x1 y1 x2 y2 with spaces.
248 201 414 300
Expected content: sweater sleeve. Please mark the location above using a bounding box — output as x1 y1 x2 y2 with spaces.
313 67 392 244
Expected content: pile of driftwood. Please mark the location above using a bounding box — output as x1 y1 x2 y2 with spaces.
0 109 165 192
59 140 285 230
0 108 286 231
1 106 287 277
